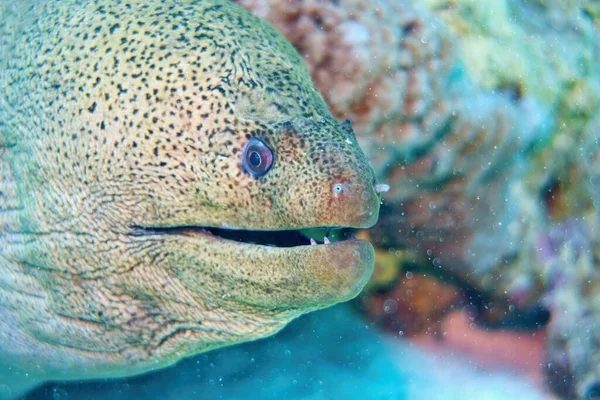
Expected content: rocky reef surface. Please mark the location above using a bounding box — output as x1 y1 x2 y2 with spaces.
237 0 600 397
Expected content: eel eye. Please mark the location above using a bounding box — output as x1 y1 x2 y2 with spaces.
242 137 274 177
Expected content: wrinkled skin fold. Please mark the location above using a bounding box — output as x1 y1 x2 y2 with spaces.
0 0 380 397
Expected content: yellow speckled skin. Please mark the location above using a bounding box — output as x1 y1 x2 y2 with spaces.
0 0 380 396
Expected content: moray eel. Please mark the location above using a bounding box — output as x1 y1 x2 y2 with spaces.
0 0 381 397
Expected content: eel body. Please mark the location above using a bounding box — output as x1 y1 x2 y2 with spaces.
0 0 380 397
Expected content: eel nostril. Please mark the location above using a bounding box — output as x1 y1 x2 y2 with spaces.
332 183 344 195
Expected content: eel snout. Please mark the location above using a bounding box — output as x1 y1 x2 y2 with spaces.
323 177 382 229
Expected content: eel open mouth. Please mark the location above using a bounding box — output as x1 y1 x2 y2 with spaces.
131 225 354 248
130 224 375 309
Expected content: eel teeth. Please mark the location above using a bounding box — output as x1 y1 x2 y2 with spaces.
309 236 331 245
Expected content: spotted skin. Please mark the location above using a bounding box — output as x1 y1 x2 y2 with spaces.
0 0 380 396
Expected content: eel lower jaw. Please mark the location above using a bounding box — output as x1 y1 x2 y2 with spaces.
130 225 375 307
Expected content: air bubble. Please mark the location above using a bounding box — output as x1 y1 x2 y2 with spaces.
383 298 398 314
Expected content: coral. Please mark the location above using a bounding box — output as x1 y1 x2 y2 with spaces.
537 218 600 399
419 0 600 126
583 114 600 211
419 0 600 223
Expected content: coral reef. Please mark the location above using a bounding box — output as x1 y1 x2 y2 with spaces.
538 218 600 399
419 0 600 221
420 0 600 115
237 0 600 397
